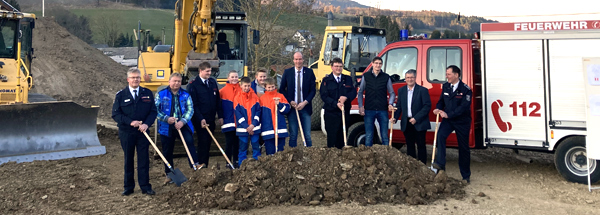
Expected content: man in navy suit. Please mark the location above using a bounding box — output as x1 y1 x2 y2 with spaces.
279 52 316 147
392 69 431 164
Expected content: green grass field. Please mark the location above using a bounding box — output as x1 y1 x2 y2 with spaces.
71 9 176 45
33 8 364 45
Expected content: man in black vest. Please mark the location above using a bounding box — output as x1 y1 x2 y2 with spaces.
187 62 224 168
112 68 157 196
357 57 395 146
320 58 357 149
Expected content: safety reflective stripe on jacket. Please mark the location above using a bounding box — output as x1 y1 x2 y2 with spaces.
259 90 291 140
234 90 261 136
155 87 194 136
219 83 240 132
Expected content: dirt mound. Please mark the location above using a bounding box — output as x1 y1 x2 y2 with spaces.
30 17 129 121
162 146 466 211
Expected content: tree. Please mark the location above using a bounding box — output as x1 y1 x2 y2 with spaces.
46 7 93 44
95 16 121 47
7 0 19 11
430 30 441 39
218 0 316 70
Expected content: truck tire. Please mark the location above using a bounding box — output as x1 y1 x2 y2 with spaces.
554 136 600 184
347 122 381 147
310 92 323 130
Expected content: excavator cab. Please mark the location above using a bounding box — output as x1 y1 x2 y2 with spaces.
212 12 249 86
0 11 105 164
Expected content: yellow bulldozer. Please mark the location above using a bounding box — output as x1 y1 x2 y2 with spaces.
0 10 104 164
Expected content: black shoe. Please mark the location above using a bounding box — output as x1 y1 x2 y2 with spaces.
463 178 471 184
122 190 134 196
142 189 155 195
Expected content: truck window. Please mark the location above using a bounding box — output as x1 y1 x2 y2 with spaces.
427 47 462 83
324 33 343 65
384 47 417 82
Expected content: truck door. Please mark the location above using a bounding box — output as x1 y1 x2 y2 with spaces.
483 40 546 147
423 45 464 147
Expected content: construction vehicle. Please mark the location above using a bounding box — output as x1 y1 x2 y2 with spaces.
0 10 105 164
309 25 387 129
137 0 258 92
324 19 600 184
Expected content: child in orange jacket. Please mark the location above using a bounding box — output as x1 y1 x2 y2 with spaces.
259 77 291 155
234 77 261 166
219 70 241 168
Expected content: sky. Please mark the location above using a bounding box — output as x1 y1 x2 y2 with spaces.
353 0 600 22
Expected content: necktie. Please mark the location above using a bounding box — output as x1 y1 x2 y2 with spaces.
204 79 209 86
297 71 302 103
133 89 137 100
337 76 340 83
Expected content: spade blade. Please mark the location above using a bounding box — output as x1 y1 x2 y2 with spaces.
167 168 188 186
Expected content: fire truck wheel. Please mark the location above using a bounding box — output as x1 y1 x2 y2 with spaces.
310 93 324 130
554 136 600 184
347 122 381 147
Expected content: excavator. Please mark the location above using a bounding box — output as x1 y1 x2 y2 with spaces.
137 0 258 91
0 10 105 164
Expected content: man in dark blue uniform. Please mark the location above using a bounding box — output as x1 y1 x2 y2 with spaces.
433 65 472 183
320 58 357 149
112 68 158 196
187 62 223 167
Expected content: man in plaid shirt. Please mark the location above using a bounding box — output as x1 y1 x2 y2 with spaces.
155 73 199 184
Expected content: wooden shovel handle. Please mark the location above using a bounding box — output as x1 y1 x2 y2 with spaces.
142 131 173 169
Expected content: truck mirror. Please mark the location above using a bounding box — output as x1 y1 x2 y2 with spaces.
253 30 260 44
332 37 339 51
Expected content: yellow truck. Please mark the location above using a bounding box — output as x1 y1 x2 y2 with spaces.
309 25 387 129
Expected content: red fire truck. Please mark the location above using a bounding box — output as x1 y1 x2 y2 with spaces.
321 20 600 183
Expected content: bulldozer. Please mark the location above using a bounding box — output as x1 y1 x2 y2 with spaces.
137 0 258 91
0 10 105 164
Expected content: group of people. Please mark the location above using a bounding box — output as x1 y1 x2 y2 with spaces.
112 51 472 196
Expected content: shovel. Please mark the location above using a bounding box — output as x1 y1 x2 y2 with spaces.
389 107 397 147
205 125 236 169
177 128 198 170
429 113 441 173
274 98 280 153
142 131 187 186
295 108 307 147
341 102 351 148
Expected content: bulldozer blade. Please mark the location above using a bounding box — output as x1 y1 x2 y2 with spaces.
0 101 105 164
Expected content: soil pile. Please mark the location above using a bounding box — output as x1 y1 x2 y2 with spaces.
163 146 466 211
30 17 129 120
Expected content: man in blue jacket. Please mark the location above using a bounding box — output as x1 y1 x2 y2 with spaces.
392 69 431 164
279 52 316 147
155 73 200 184
112 68 157 196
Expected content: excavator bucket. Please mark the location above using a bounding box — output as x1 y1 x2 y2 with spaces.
0 101 105 164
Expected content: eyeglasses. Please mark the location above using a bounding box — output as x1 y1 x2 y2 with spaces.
128 76 141 80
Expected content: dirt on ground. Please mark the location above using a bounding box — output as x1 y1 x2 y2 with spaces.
30 17 129 121
164 146 465 211
1 126 600 214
